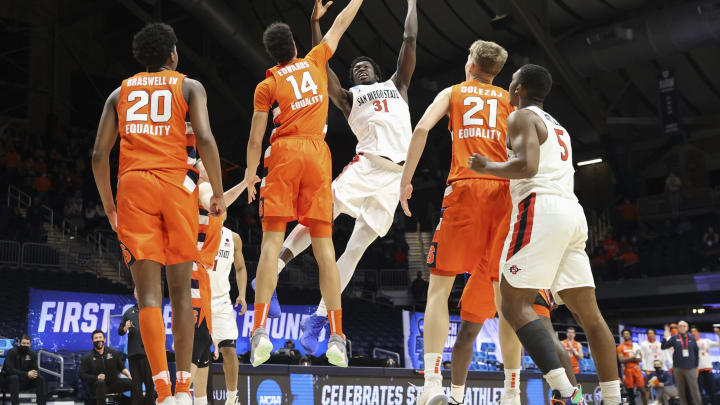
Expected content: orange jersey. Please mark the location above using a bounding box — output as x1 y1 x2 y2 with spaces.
447 80 514 183
117 70 198 191
254 43 333 143
562 339 583 373
191 261 212 332
617 341 640 369
196 210 223 269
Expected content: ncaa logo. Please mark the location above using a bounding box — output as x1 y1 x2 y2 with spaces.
257 379 282 405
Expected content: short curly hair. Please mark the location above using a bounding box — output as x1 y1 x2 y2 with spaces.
263 22 295 64
132 23 178 70
517 64 553 100
348 56 383 85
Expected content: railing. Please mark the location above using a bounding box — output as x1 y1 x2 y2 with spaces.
638 187 719 218
0 240 20 266
8 184 31 209
379 269 409 290
61 219 78 239
372 348 400 365
37 349 64 387
21 242 64 268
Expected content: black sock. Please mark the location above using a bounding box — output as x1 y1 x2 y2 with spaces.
515 318 563 373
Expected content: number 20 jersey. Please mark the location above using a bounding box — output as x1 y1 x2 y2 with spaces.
447 80 514 183
117 70 198 190
347 79 412 164
508 106 576 202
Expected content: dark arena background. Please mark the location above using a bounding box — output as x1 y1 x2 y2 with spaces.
1 0 720 405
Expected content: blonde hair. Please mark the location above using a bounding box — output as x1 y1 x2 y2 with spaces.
469 40 508 76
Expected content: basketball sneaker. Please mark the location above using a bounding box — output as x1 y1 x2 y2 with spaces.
224 392 240 405
156 395 176 405
250 327 273 367
326 333 348 367
175 393 192 405
417 376 448 405
299 314 327 354
550 386 585 405
500 389 520 405
250 278 281 319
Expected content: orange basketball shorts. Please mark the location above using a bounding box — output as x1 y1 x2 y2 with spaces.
428 179 511 277
260 136 333 237
623 367 645 388
117 170 198 266
460 264 496 323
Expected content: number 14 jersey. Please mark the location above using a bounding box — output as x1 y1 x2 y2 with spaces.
447 80 514 184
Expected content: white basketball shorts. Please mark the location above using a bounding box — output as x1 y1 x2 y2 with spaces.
210 298 238 344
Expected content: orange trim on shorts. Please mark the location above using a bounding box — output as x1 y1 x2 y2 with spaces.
306 219 332 238
262 217 288 233
461 309 494 324
533 304 551 318
430 268 458 277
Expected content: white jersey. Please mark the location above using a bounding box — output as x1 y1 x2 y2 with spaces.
509 106 576 203
347 79 412 163
697 338 719 370
640 340 666 371
207 227 234 304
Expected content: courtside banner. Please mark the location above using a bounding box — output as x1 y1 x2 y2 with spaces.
27 288 175 352
402 310 501 369
209 365 602 405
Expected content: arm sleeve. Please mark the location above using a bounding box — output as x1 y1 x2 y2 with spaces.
305 42 333 67
253 78 275 112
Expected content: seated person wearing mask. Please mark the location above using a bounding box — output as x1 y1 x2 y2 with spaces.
2 335 46 405
79 330 132 405
646 360 680 405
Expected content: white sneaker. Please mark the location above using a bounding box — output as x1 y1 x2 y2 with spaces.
417 377 448 405
224 394 240 405
500 389 521 405
250 327 273 367
175 392 192 405
156 396 176 405
326 334 349 368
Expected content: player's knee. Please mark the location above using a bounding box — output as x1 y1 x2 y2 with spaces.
456 323 481 349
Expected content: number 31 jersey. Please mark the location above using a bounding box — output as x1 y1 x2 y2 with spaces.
347 79 412 164
116 70 198 191
509 106 576 202
447 80 514 183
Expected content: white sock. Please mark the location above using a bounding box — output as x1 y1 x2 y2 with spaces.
195 396 207 405
451 384 465 403
227 390 237 399
424 353 443 380
600 380 621 405
504 368 521 392
314 219 377 318
543 368 575 397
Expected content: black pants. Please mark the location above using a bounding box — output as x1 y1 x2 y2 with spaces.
8 374 46 405
93 379 132 405
128 356 155 405
699 370 715 404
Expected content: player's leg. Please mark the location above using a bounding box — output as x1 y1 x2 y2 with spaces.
165 261 194 395
190 364 209 405
419 274 456 404
638 373 649 405
450 320 482 404
301 217 379 352
494 281 523 405
130 260 173 403
309 229 347 367
559 287 620 404
250 228 285 366
219 344 239 404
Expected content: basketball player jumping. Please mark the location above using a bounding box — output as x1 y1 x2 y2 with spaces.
92 23 225 405
258 0 418 354
400 40 514 405
244 0 365 368
467 64 621 405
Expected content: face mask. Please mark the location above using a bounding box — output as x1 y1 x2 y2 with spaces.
93 341 104 350
655 367 663 372
18 346 29 355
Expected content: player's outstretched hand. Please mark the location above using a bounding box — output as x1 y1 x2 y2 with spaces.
468 153 490 174
400 183 413 217
235 296 247 315
105 206 118 232
209 195 226 217
244 170 259 203
311 0 333 21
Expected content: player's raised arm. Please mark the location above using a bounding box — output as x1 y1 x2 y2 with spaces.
321 0 364 54
468 109 542 179
399 86 451 216
391 0 417 99
91 87 121 231
311 0 352 116
186 78 226 217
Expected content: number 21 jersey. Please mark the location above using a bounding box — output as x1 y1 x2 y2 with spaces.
116 70 198 191
447 80 514 183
